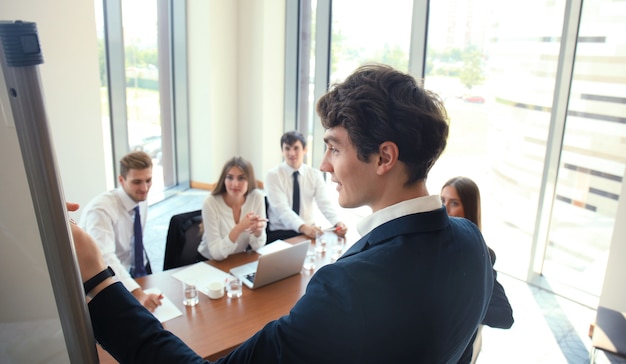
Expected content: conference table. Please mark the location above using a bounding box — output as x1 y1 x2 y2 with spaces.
97 235 342 363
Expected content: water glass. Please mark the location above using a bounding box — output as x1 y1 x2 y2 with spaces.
226 277 243 298
183 282 199 306
331 236 345 261
303 248 316 270
315 231 328 253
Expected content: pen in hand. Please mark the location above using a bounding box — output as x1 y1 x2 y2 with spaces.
323 225 344 232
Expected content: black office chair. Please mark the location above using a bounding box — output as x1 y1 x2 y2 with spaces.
264 195 271 233
163 209 207 270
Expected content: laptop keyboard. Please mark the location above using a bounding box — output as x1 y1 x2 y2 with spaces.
244 272 256 283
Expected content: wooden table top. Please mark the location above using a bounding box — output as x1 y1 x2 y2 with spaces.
97 235 339 362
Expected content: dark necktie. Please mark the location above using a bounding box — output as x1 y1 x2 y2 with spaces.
292 171 300 214
133 206 147 277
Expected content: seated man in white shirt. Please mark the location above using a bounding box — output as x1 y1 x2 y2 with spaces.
80 151 162 312
265 131 347 242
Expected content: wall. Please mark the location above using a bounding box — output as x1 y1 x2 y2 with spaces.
188 0 238 186
237 0 286 179
0 0 107 212
0 0 104 361
188 0 285 186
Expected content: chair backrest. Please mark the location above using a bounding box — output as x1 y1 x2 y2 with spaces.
163 209 205 270
264 195 271 233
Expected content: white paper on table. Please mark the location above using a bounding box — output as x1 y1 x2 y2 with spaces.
144 288 183 323
171 262 232 297
256 240 291 255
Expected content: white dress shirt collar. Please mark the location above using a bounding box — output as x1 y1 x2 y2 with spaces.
280 161 301 175
113 187 138 213
357 195 442 237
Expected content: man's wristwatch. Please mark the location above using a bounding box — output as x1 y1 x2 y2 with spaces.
83 266 115 295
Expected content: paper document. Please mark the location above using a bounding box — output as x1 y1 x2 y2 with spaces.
144 288 183 323
256 240 292 255
171 262 232 297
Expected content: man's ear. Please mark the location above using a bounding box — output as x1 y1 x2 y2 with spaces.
118 175 124 185
376 142 399 175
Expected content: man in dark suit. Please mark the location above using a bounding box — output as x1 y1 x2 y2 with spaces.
72 64 493 363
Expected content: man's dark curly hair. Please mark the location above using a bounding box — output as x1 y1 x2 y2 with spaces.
316 64 449 186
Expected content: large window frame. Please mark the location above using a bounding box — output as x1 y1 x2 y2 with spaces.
100 0 190 201
287 0 625 308
285 0 430 168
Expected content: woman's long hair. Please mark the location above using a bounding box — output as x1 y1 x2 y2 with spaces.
212 156 257 197
442 176 481 230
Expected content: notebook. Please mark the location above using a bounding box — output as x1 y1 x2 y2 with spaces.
230 240 311 289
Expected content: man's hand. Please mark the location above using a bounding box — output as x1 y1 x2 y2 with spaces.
66 202 80 213
334 222 348 238
132 289 163 312
299 224 321 239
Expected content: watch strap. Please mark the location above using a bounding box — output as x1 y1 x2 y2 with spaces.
83 266 115 295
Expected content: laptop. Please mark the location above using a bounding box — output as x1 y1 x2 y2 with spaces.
230 240 311 289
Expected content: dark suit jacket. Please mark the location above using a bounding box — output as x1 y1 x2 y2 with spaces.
484 271 514 329
90 207 493 364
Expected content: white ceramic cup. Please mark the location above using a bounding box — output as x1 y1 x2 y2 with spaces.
207 281 225 299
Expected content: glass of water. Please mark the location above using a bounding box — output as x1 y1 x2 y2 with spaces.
315 231 328 253
331 236 345 261
226 276 243 298
303 248 316 270
183 282 199 306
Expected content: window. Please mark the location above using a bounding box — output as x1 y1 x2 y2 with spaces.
425 0 567 285
294 0 626 306
541 0 626 299
95 0 190 203
122 0 164 195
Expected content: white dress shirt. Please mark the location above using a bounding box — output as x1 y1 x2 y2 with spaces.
265 162 341 232
80 187 148 292
197 189 267 261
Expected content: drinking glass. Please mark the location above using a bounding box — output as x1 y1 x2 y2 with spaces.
183 282 199 306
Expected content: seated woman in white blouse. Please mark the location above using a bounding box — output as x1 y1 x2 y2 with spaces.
197 156 267 261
